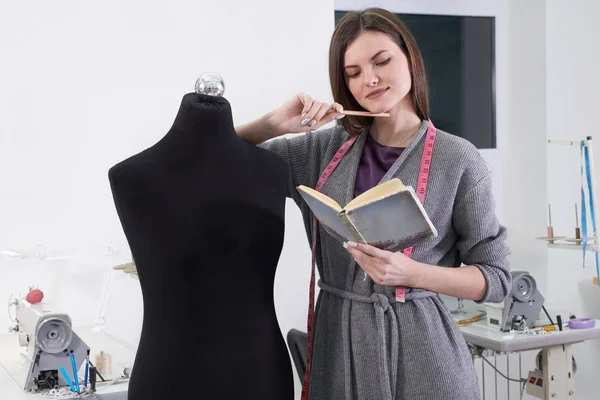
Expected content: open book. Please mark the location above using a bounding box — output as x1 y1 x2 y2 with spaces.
297 178 437 251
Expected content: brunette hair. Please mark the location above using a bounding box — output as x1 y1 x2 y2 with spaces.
329 8 429 134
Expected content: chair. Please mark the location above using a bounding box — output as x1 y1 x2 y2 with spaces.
286 329 308 382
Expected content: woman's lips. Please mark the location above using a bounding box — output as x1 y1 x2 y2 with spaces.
366 87 388 99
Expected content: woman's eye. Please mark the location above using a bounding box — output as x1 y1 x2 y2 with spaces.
348 72 360 79
376 58 391 66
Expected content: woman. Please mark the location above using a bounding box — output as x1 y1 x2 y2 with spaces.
236 7 510 400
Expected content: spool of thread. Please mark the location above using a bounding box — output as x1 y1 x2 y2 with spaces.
95 351 112 376
547 226 554 238
575 204 581 239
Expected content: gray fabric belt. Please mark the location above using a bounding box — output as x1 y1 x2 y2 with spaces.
317 279 437 400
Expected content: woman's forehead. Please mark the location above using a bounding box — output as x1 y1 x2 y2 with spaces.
344 31 397 65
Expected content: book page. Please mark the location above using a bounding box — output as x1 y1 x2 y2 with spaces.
345 187 437 250
297 188 362 243
344 178 406 211
297 185 342 212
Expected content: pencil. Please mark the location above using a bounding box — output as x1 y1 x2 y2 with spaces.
340 110 390 117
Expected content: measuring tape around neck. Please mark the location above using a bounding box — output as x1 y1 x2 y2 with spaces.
300 121 437 400
397 122 437 301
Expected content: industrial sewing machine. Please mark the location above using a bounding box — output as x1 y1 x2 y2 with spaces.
485 270 545 332
7 295 89 392
457 270 600 399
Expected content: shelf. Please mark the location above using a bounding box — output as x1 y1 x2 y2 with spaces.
547 242 600 252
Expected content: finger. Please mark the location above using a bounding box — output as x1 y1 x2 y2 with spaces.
350 251 374 273
346 247 386 283
348 246 378 267
298 93 314 120
357 262 376 280
312 103 331 123
352 242 393 262
302 102 327 127
331 102 344 114
355 259 383 283
312 103 346 128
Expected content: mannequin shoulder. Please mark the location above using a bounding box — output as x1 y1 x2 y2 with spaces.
107 149 153 186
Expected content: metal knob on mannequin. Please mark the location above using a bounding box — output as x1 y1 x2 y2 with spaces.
195 72 225 97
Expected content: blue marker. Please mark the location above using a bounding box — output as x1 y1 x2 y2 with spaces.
84 350 90 388
59 367 76 392
70 352 80 393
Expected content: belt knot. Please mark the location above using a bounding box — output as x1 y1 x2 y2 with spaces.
371 293 391 312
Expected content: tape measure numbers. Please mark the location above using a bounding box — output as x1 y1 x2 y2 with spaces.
398 123 437 300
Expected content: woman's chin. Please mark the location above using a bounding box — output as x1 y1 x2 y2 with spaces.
363 100 394 115
367 105 392 115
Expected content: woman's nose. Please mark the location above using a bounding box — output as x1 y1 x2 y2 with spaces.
364 71 379 87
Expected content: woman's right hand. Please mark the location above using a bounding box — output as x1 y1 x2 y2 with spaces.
268 93 345 136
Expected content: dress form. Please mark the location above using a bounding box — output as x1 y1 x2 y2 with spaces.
108 78 293 399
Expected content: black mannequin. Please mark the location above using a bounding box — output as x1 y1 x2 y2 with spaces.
108 92 293 399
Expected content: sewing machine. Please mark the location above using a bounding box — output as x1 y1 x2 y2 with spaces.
451 271 600 400
1 295 133 399
484 271 545 332
7 296 90 392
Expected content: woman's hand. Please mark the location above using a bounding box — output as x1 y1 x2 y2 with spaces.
268 93 345 136
344 241 422 287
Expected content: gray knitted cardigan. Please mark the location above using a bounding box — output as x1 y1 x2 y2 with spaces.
260 120 511 400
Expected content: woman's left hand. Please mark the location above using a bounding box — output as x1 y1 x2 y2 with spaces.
344 241 421 286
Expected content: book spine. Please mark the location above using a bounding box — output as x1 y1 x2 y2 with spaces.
339 211 367 244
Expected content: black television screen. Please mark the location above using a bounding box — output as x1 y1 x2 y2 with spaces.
334 11 496 149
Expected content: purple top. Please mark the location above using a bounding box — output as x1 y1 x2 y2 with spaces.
354 134 405 198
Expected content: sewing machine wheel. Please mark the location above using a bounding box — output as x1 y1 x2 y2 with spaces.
512 273 537 302
36 317 73 354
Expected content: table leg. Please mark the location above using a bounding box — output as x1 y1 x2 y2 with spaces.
543 344 574 399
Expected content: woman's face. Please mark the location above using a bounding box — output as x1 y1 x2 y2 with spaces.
343 30 412 114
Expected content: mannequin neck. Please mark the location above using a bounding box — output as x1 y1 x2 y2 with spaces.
171 92 237 144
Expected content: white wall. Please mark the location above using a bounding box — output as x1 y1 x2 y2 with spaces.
504 1 549 398
0 1 334 398
544 0 600 398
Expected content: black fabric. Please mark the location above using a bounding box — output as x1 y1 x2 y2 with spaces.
108 93 293 399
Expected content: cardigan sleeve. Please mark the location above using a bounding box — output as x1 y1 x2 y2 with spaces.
452 172 512 303
258 133 312 200
258 127 339 204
